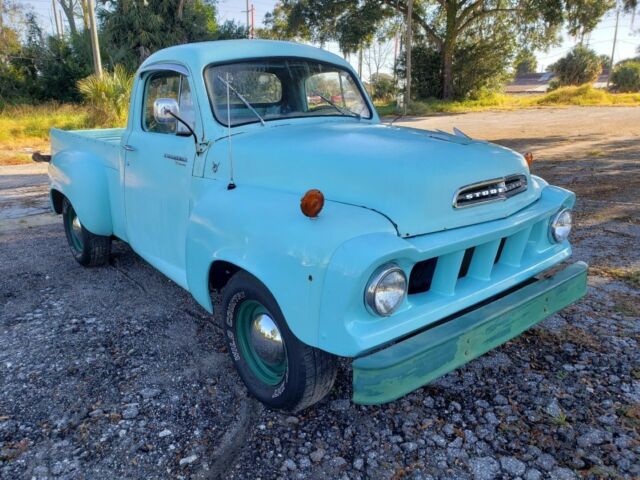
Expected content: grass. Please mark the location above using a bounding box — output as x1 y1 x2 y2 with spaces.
0 103 97 165
377 85 640 116
591 266 640 289
551 410 569 427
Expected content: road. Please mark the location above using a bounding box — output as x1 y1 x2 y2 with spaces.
1 106 639 480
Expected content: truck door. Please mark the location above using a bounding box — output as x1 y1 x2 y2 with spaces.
123 68 197 287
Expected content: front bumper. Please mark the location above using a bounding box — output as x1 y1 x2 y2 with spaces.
352 261 588 405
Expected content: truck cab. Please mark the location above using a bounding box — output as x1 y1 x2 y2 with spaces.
47 40 587 411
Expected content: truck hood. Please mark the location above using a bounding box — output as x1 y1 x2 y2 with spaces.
222 121 540 237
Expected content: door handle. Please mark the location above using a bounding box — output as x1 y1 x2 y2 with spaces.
123 144 136 152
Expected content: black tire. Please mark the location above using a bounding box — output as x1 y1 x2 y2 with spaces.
222 271 338 412
62 197 111 267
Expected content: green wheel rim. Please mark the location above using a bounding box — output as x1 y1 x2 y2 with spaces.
65 205 83 252
235 300 287 385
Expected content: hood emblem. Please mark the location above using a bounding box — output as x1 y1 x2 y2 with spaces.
453 174 528 208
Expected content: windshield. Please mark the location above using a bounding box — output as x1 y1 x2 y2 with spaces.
204 58 372 127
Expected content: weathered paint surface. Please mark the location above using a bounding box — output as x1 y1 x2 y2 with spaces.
352 261 588 405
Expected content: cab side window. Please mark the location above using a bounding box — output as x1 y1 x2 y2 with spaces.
143 71 196 134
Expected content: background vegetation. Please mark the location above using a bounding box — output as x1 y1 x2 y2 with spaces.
0 0 247 109
263 0 639 100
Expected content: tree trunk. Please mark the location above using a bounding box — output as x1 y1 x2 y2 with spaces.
58 0 78 35
405 0 413 111
441 39 454 99
441 1 457 100
80 0 89 31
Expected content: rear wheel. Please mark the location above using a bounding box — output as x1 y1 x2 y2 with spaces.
222 271 337 412
62 198 111 266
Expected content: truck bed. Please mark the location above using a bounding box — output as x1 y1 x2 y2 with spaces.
50 128 125 170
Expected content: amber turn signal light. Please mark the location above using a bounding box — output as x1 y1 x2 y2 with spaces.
301 189 324 218
524 151 534 167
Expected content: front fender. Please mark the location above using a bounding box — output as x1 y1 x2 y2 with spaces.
184 180 396 349
49 150 113 236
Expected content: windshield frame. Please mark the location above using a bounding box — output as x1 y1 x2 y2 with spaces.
203 56 374 128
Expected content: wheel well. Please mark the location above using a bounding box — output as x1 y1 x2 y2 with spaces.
209 260 241 291
51 189 65 214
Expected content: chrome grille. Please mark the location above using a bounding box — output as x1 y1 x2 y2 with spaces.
453 174 528 208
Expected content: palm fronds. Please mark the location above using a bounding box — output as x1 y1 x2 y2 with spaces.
77 65 134 126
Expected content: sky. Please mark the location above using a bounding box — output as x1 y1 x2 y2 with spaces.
22 0 640 75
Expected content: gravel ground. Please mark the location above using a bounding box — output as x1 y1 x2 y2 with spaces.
1 107 639 479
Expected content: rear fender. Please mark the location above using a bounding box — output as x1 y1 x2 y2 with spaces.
49 150 113 236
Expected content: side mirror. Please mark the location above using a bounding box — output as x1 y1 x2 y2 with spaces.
153 98 179 123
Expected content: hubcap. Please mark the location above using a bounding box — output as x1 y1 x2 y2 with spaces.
250 314 285 366
72 216 82 238
235 300 287 385
66 206 83 252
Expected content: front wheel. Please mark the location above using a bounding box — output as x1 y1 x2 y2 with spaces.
222 271 338 412
62 198 111 267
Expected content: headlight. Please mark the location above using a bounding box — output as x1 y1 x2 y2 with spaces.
549 208 572 243
365 263 407 316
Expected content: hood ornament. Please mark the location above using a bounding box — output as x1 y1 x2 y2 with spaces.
452 127 471 139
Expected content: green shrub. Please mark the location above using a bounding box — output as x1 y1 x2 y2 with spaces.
370 73 396 101
611 61 640 92
77 66 134 126
551 46 602 86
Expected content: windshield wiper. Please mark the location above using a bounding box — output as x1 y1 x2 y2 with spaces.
216 75 265 126
312 92 361 120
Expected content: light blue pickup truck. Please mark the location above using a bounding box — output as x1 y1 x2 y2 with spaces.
44 40 587 411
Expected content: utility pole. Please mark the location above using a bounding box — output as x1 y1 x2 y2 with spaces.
246 0 250 35
607 3 620 88
250 4 254 39
87 0 102 77
405 0 413 114
52 0 62 38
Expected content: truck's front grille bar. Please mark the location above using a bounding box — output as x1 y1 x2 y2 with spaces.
408 215 549 298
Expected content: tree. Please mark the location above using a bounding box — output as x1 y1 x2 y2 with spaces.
611 60 640 92
398 20 515 99
0 5 42 104
514 49 538 75
56 0 82 35
551 45 602 86
215 20 248 40
265 0 605 99
363 36 394 83
98 0 218 71
370 72 396 100
565 0 614 43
